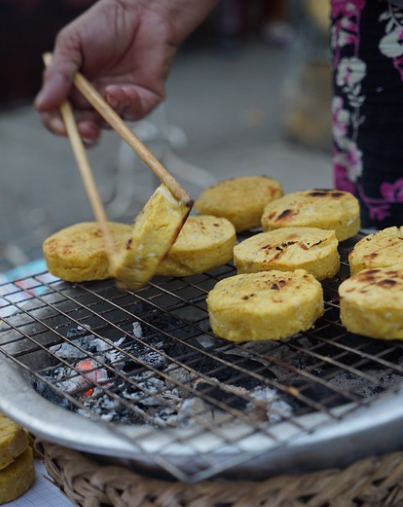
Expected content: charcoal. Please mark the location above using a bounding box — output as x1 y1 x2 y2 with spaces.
66 326 92 339
283 378 359 412
195 382 248 411
33 379 72 410
220 354 276 383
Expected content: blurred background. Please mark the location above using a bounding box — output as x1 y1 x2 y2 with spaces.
0 0 332 273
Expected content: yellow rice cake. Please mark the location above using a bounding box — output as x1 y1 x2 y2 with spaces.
194 175 283 233
261 189 360 241
110 184 191 290
339 265 403 340
0 412 29 471
234 227 339 280
207 269 324 342
0 447 35 504
349 226 403 275
157 215 236 277
43 221 132 282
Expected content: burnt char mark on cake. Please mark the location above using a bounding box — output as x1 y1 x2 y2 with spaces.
310 240 324 247
242 293 256 300
386 270 399 276
308 190 329 197
275 209 295 222
262 239 320 255
378 279 398 288
273 250 284 260
355 268 403 291
307 189 345 198
256 278 288 291
299 239 323 251
361 269 380 276
356 269 380 284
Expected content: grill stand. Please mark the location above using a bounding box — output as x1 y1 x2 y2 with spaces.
36 439 403 507
3 233 403 484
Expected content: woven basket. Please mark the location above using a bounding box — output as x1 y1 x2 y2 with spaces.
36 440 403 507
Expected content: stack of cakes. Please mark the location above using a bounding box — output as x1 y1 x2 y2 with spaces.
0 412 35 504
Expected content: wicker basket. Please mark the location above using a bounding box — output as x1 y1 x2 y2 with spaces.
36 440 403 507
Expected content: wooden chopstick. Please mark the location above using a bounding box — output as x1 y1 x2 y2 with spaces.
43 56 116 261
43 53 193 207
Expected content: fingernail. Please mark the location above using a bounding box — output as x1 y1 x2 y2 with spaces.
106 94 118 110
82 137 97 147
49 117 65 134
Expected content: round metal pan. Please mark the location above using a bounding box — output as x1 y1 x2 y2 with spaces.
1 350 403 482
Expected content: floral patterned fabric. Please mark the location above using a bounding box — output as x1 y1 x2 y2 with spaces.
331 0 403 228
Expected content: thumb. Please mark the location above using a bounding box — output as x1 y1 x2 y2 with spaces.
34 46 83 112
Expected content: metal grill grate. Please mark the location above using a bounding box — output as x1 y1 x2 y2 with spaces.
1 233 403 482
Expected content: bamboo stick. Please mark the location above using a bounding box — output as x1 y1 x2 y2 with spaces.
43 54 116 261
43 52 193 207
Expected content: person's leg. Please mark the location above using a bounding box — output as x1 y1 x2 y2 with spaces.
331 0 403 230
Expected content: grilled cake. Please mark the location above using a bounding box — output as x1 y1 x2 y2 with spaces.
234 227 339 280
339 265 403 339
43 221 132 282
194 176 283 233
0 447 35 504
349 226 403 275
207 269 324 342
0 412 29 471
110 184 191 290
261 189 360 241
0 412 34 504
157 215 236 277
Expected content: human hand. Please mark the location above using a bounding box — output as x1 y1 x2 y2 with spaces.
34 0 180 144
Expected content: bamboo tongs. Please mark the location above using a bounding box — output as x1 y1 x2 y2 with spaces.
43 53 192 207
43 53 193 290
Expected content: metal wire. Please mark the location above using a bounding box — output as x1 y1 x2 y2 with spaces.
1 233 403 481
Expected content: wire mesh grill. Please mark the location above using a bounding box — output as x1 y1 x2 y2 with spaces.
1 233 403 482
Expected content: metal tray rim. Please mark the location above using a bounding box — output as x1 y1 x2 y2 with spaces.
2 351 403 481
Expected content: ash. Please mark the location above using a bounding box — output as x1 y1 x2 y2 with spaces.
34 320 403 431
35 322 294 428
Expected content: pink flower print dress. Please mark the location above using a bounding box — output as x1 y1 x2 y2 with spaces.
331 0 403 229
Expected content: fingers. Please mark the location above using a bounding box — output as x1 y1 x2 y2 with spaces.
34 18 85 113
40 109 102 146
38 79 162 140
104 84 163 122
38 80 161 141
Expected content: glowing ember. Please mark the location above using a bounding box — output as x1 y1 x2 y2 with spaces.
75 358 109 396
